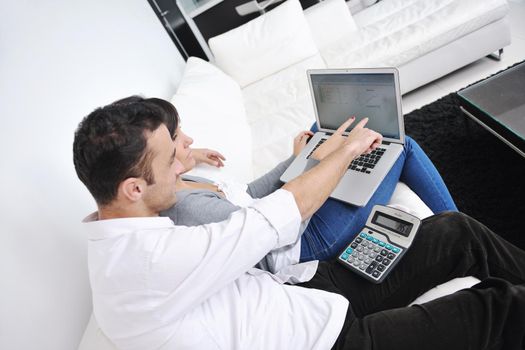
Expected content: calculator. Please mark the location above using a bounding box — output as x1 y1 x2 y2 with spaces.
338 205 422 283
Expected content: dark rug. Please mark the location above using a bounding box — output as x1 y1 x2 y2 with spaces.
404 64 525 250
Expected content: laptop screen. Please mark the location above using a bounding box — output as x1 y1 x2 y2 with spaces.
310 73 400 139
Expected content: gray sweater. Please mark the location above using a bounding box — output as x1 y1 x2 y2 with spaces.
161 157 295 226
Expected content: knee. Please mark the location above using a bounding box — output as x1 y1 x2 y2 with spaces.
422 212 478 241
404 135 415 149
425 211 471 227
402 136 419 158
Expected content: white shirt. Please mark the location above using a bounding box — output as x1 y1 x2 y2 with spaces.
216 180 314 282
85 189 348 350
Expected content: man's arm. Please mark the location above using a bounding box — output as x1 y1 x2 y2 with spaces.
282 117 382 221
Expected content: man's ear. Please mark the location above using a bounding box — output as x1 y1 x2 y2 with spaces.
119 177 144 202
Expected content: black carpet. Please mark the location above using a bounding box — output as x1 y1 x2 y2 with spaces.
404 69 525 250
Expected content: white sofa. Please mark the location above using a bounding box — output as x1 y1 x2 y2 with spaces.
80 0 505 347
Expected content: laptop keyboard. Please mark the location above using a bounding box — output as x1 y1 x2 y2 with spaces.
306 139 386 175
349 147 386 174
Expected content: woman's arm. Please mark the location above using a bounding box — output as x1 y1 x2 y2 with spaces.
161 191 241 226
246 156 295 198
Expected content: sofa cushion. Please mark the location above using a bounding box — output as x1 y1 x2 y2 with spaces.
208 0 318 88
171 57 253 183
303 0 358 50
242 54 326 177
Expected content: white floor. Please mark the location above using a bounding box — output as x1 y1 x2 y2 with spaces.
401 0 525 114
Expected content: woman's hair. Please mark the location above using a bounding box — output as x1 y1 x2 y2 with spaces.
73 96 179 206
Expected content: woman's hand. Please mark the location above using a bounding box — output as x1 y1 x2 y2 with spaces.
191 148 226 168
311 116 382 160
293 131 314 156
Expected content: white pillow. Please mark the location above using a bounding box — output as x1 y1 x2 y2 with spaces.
171 57 254 183
208 0 319 88
304 0 358 49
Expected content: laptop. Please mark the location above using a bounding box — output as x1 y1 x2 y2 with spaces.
280 68 405 207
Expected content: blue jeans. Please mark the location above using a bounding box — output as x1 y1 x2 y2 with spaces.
299 135 458 262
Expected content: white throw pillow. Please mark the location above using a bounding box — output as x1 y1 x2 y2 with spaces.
304 0 358 49
208 0 319 88
171 57 254 183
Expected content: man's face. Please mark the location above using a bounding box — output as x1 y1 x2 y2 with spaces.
142 124 184 214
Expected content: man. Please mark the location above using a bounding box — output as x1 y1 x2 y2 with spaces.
74 96 525 350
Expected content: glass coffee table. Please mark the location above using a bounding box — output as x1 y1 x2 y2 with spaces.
457 61 525 158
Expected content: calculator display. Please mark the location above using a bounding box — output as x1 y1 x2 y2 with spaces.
372 212 413 237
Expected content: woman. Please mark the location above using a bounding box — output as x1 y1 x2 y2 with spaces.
161 115 458 263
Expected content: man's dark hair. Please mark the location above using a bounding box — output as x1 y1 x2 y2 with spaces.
73 96 179 206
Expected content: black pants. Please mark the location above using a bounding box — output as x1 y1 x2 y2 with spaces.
298 212 525 350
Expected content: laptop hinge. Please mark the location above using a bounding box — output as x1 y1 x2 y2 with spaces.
382 140 391 145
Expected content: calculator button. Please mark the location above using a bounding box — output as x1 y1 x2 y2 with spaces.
351 243 358 249
380 250 388 256
364 258 371 264
372 270 381 278
378 241 386 247
355 237 363 243
392 247 400 253
377 264 385 272
341 253 349 260
373 247 381 253
372 238 379 244
367 243 374 249
366 261 378 274
387 253 395 260
360 233 366 238
369 252 377 258
375 256 383 263
383 259 391 266
348 257 355 263
385 244 392 250
358 254 365 261
366 236 373 241
357 246 363 252
359 264 367 270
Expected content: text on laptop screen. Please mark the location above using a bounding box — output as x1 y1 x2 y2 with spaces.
311 73 400 139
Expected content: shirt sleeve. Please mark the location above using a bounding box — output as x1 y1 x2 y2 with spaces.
147 189 302 318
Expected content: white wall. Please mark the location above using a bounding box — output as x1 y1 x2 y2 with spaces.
0 1 186 349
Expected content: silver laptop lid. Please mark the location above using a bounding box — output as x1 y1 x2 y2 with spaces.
307 68 405 144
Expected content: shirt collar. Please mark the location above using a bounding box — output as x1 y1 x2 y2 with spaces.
83 212 175 240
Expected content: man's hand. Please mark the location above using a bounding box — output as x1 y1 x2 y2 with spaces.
192 148 226 168
312 117 382 160
282 117 382 221
344 117 383 155
293 131 314 156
